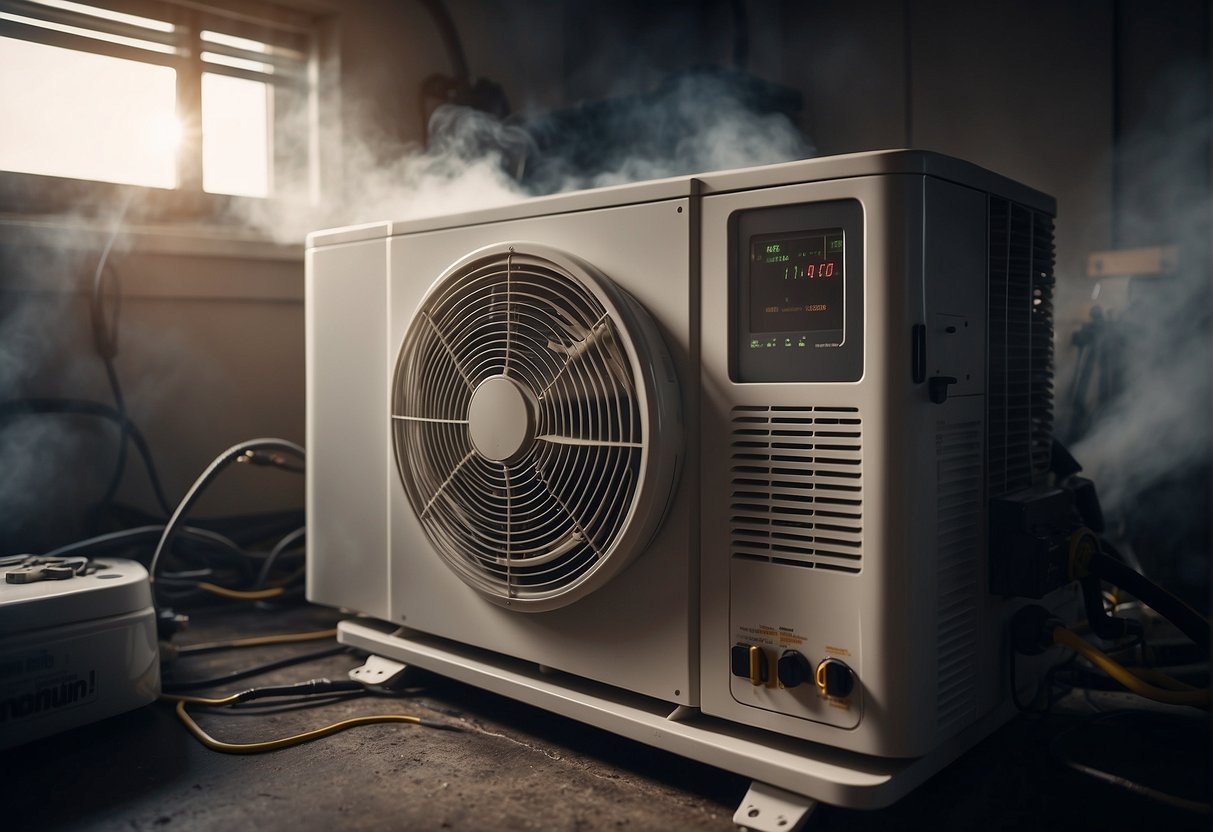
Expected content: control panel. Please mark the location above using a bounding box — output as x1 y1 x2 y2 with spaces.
727 557 862 729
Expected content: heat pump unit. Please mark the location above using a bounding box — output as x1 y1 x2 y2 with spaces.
306 150 1071 823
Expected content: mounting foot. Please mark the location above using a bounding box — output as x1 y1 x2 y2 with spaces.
733 781 818 832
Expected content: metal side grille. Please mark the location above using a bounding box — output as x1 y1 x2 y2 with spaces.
729 406 863 574
935 420 982 730
988 198 1055 497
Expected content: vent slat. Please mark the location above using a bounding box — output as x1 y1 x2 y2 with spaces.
936 419 982 730
987 199 1055 498
729 407 863 574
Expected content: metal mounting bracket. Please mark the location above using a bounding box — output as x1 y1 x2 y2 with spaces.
733 781 818 832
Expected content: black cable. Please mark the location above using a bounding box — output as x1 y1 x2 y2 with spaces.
228 692 371 713
40 520 290 603
1092 544 1210 650
0 398 173 517
90 221 129 510
256 526 305 589
149 438 306 593
107 503 304 548
160 645 351 692
43 523 246 561
1079 574 1140 642
1009 647 1079 715
416 0 469 83
227 678 365 704
1049 709 1211 814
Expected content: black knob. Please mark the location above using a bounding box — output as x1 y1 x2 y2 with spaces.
777 650 812 688
730 643 768 686
928 375 957 404
815 658 855 698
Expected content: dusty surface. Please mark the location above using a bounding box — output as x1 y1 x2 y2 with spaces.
8 605 1207 831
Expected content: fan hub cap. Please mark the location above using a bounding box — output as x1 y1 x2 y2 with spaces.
467 375 537 464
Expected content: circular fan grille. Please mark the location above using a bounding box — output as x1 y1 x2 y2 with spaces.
391 244 679 611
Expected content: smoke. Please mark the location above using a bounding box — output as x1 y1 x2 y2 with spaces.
0 227 130 549
521 71 810 193
1 58 808 553
238 69 810 244
235 99 529 244
1063 60 1210 594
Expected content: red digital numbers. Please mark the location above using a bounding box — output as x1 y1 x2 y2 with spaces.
783 260 838 280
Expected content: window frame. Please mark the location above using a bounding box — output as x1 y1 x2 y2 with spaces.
0 0 333 223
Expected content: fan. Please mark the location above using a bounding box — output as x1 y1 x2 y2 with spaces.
390 243 681 611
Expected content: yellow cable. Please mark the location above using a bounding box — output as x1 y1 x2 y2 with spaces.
195 582 286 600
1053 627 1209 708
170 700 424 753
162 691 245 706
1066 529 1099 580
178 629 337 653
1127 666 1200 692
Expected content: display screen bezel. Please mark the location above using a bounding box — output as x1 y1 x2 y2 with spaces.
730 199 864 383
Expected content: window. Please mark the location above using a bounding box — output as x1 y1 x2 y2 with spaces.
0 0 318 204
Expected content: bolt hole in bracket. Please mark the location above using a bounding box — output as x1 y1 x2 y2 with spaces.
733 781 819 832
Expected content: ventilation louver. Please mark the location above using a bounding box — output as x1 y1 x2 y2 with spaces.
987 199 1055 497
729 406 863 573
391 244 681 611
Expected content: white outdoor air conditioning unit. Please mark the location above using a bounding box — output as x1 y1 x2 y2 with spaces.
306 150 1073 825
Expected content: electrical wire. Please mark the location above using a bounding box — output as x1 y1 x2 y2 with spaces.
1049 710 1211 814
1009 647 1078 715
91 217 129 510
176 628 339 656
42 523 243 559
194 582 285 601
42 523 301 602
227 693 370 713
168 700 443 754
1088 544 1210 650
416 0 470 83
148 438 306 593
1052 627 1209 708
255 525 305 589
0 399 173 517
51 506 309 600
1061 758 1211 814
1128 666 1200 692
163 678 364 706
160 676 460 753
159 645 350 692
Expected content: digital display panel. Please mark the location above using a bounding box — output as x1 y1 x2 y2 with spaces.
731 199 862 384
749 230 844 335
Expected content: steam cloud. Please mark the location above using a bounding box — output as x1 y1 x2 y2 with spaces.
239 71 811 244
1063 65 1210 596
0 235 127 548
1 69 809 553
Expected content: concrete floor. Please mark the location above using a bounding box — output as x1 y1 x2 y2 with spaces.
8 604 1208 831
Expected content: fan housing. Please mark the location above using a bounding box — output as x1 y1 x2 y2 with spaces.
390 243 681 612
